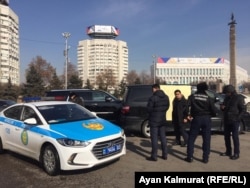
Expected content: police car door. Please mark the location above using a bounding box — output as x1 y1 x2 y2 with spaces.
0 105 23 152
17 106 43 157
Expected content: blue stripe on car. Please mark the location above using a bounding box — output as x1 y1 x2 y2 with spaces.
0 117 121 141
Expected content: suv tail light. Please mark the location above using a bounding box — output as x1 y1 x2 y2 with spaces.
121 106 130 114
42 96 66 101
54 96 66 101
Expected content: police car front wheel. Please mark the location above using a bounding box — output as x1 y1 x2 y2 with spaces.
41 144 60 176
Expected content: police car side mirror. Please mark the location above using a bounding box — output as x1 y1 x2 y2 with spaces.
91 112 97 117
24 118 37 125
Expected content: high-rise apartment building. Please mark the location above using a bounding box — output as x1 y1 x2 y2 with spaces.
77 25 128 89
0 0 20 85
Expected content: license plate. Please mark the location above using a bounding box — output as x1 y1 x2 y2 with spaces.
103 144 121 155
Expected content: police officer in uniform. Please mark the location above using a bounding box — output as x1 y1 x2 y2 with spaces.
185 82 217 163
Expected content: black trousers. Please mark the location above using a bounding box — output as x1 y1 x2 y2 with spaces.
174 123 189 144
150 125 168 159
223 120 240 155
187 116 211 160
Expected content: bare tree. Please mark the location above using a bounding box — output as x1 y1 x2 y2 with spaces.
62 62 78 87
67 62 78 80
96 69 116 91
126 70 139 85
139 70 152 84
29 56 55 86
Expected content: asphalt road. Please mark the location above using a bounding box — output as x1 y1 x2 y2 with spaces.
0 132 250 188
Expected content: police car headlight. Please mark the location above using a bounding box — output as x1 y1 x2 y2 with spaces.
57 138 91 147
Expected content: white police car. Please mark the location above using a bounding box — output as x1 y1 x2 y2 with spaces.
0 101 126 176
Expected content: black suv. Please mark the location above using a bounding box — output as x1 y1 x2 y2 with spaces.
119 85 250 138
45 89 122 124
0 99 16 111
119 85 153 137
120 85 194 137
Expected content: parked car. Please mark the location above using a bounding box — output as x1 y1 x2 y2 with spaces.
43 89 122 124
240 93 250 105
0 99 16 111
119 84 193 137
0 101 126 176
119 84 250 138
215 93 250 113
237 93 250 112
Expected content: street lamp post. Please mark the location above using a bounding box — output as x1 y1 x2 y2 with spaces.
62 32 71 89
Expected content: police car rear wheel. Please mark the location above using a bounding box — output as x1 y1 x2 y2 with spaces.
41 145 60 176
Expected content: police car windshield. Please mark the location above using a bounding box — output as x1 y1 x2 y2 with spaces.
37 104 96 124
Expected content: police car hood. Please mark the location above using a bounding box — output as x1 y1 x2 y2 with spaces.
49 118 121 141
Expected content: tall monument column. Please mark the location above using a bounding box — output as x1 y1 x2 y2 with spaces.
228 13 237 88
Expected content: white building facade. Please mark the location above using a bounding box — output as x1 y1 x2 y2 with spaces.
77 25 128 89
0 1 20 85
153 57 248 88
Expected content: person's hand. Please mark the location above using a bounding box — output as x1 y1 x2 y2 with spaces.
220 104 225 110
187 116 193 122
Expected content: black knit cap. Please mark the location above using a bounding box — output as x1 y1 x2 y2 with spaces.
69 92 77 97
223 85 235 94
152 83 160 89
197 82 208 91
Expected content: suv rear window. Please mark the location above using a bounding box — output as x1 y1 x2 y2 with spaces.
126 86 152 102
46 90 118 102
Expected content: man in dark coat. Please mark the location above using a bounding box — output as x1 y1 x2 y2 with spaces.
220 85 246 160
68 92 84 106
185 82 217 163
172 89 189 147
146 84 170 161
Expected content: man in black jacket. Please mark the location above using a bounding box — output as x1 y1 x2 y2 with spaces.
172 89 189 147
220 85 246 160
146 84 170 161
185 82 217 163
68 92 84 106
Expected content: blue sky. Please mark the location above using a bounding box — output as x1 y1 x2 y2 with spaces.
9 0 250 82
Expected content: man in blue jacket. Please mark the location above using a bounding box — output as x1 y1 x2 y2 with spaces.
146 84 170 161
